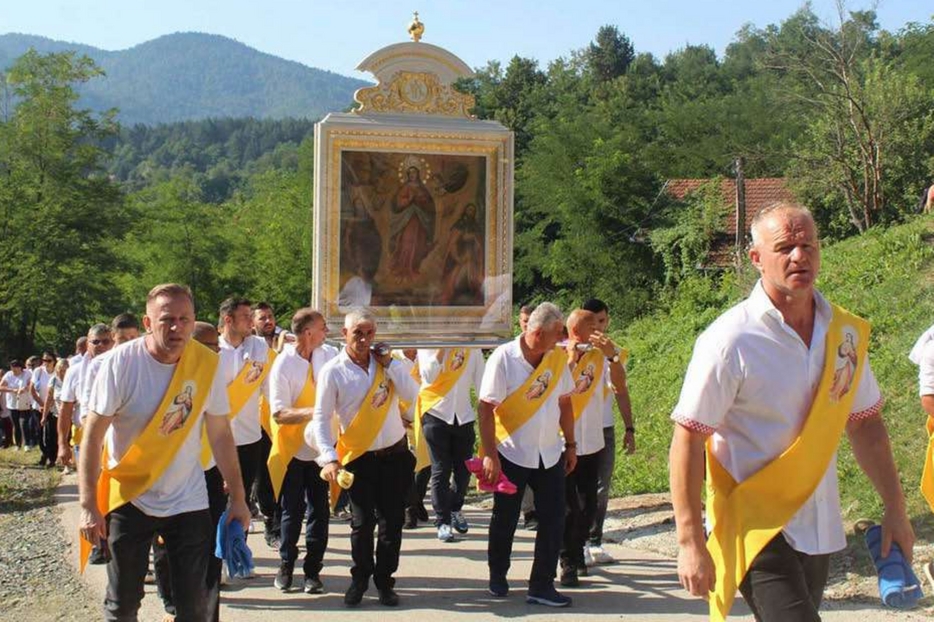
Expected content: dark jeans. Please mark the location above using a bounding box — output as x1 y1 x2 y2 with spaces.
106 503 213 622
738 534 830 622
488 453 566 591
421 413 475 526
589 426 616 546
40 414 59 464
252 429 280 534
279 458 330 577
152 467 227 622
10 409 27 448
25 409 40 447
561 452 600 568
237 438 262 504
345 438 415 589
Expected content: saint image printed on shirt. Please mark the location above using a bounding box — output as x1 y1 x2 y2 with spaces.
338 151 487 307
449 349 466 371
525 370 552 401
829 330 858 402
160 383 195 436
244 360 264 384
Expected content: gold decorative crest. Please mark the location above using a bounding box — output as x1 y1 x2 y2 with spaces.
355 71 476 118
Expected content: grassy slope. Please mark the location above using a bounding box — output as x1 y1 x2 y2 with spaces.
609 214 934 525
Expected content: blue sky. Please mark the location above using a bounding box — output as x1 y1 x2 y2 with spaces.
3 1 931 77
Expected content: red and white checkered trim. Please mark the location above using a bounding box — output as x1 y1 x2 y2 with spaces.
672 414 716 436
849 396 885 422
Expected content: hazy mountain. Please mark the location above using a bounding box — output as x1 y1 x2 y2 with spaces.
0 32 370 125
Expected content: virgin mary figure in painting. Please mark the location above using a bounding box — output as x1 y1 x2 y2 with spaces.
389 165 436 281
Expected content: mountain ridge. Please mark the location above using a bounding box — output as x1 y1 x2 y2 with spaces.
0 32 370 125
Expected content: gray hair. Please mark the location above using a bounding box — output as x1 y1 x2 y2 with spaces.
527 302 564 332
88 323 112 338
750 202 815 248
343 307 377 329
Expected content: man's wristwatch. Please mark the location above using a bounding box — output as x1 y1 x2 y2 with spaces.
607 353 620 364
625 426 635 434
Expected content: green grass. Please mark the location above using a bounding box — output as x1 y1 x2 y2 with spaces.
607 215 934 527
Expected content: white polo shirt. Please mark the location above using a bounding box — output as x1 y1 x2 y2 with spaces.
416 348 484 425
672 281 883 555
218 334 270 446
312 349 420 466
912 332 934 396
61 358 87 426
31 366 52 410
269 343 338 462
479 337 575 470
569 357 611 456
89 339 230 517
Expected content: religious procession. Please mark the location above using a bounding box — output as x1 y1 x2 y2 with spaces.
4 5 934 622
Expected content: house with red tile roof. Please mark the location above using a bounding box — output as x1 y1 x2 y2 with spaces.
665 177 796 268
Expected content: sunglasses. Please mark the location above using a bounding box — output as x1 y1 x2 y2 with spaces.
90 338 112 345
42 358 54 363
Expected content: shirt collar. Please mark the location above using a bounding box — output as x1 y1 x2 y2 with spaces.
748 279 831 324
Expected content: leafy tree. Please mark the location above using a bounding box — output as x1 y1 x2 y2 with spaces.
0 50 126 357
586 25 635 83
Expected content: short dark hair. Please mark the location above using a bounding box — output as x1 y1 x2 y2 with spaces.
252 301 274 316
582 298 609 314
519 304 534 315
42 351 56 362
9 359 23 368
111 312 140 331
219 297 252 319
291 308 325 334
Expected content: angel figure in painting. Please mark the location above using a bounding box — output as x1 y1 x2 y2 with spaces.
389 165 436 281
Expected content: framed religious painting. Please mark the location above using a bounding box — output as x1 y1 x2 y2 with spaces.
312 33 514 344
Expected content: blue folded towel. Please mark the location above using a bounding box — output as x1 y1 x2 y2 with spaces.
215 509 255 580
865 524 922 609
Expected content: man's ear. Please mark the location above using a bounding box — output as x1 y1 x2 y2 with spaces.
748 246 762 272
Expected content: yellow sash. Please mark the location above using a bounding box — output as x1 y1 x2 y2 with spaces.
569 349 605 421
79 340 219 572
259 348 278 437
492 347 568 446
412 349 470 472
267 362 316 501
920 417 934 513
199 351 270 467
71 423 83 447
706 304 870 621
329 364 395 509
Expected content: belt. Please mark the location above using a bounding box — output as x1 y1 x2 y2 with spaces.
369 436 408 459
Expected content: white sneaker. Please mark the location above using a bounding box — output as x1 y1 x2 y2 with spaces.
583 545 596 567
589 545 615 565
437 524 455 542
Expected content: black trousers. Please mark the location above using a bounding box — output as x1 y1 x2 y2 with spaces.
738 534 830 622
0 417 12 448
9 409 27 448
589 426 615 545
106 503 213 622
25 409 40 447
151 467 227 622
405 466 431 513
345 438 415 589
237 438 263 504
40 414 59 464
561 451 600 569
488 453 566 591
279 458 330 577
252 429 280 533
421 413 475 526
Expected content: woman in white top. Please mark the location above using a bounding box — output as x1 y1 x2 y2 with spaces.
0 360 33 450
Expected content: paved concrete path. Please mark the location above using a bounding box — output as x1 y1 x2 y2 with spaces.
57 477 926 621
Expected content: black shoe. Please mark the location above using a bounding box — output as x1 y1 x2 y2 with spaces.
560 565 580 587
403 509 418 530
489 576 509 598
527 586 572 607
88 544 109 565
378 587 400 606
415 503 429 522
344 582 367 607
524 516 539 531
264 528 281 550
274 561 294 591
303 575 324 594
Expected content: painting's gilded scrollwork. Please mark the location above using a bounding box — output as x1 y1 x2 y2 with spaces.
354 71 475 119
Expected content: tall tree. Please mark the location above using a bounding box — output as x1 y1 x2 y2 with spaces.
0 51 126 357
586 25 635 83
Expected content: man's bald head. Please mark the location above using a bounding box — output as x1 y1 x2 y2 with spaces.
750 202 816 249
193 321 220 352
567 309 596 340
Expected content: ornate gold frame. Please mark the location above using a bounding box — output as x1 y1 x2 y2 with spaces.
312 114 514 342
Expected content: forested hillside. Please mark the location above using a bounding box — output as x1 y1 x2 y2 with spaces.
0 32 369 124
